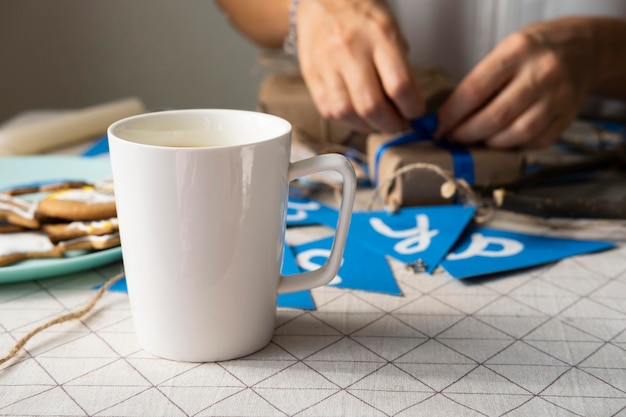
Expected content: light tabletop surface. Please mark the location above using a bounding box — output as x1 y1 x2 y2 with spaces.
1 156 626 417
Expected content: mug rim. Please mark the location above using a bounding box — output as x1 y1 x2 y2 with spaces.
107 108 292 150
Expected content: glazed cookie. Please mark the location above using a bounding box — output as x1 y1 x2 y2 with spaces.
1 180 89 197
0 194 40 229
0 231 61 267
37 185 116 221
43 218 119 243
57 232 121 252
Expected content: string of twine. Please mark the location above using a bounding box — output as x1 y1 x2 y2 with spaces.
0 271 125 367
368 162 626 231
368 162 495 224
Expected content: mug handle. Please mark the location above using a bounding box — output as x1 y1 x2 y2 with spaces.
277 153 357 294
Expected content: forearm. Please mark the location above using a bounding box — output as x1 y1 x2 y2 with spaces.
215 0 291 48
593 17 626 99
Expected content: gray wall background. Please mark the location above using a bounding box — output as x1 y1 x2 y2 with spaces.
0 0 265 123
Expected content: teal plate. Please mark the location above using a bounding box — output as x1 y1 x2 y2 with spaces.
0 156 122 284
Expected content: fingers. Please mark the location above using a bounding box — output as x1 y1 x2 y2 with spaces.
443 65 543 144
342 58 409 132
437 26 589 149
436 33 533 138
484 100 554 148
304 59 407 133
305 41 421 133
373 39 425 122
305 71 373 132
447 84 577 149
296 0 422 133
485 100 575 149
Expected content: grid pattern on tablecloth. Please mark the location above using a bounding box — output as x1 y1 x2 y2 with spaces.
1 242 626 416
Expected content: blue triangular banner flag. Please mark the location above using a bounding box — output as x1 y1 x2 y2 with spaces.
82 134 110 157
102 276 128 292
292 235 402 295
287 197 339 227
99 278 316 310
279 243 316 309
441 226 615 279
98 244 316 310
281 242 301 275
277 290 316 310
347 205 476 273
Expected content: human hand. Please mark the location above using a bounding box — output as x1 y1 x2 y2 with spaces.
296 0 424 133
436 17 601 149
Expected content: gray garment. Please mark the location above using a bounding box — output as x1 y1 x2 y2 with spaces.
388 0 626 120
389 0 626 80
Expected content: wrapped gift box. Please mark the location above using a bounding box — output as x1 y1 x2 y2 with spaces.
367 132 526 207
258 61 554 208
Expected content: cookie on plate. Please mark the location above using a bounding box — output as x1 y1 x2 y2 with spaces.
43 218 119 243
57 232 121 252
0 194 40 229
0 179 121 267
0 230 121 267
0 231 62 267
37 185 116 221
1 180 89 197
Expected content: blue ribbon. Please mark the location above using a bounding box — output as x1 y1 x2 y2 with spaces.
437 141 475 185
372 112 475 186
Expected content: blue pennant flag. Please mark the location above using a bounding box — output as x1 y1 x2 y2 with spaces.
287 197 339 227
347 205 476 273
277 290 316 310
98 243 316 310
82 134 110 157
292 235 402 295
103 276 128 292
279 244 316 309
441 226 615 279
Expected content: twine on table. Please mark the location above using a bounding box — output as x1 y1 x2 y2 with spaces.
0 271 125 367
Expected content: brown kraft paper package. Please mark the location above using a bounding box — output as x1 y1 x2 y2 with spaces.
258 63 526 207
367 134 526 208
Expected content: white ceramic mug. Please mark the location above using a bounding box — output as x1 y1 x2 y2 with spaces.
107 109 356 362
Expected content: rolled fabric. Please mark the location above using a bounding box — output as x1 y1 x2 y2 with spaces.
0 97 146 155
